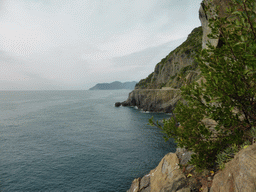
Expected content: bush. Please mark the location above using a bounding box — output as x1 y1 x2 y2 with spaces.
150 0 256 170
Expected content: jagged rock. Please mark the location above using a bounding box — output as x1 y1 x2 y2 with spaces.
175 148 194 166
127 153 189 192
140 175 150 190
115 102 121 107
176 188 190 192
127 178 140 192
121 101 129 106
149 153 187 192
210 144 256 192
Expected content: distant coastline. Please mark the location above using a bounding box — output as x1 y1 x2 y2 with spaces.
89 81 137 90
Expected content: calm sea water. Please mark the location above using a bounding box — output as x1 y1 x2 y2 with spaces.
0 90 176 192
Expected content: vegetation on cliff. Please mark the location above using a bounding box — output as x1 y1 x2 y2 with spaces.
150 0 256 170
135 26 203 89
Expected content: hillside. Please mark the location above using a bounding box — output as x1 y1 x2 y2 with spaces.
135 26 202 90
89 81 137 90
118 27 203 112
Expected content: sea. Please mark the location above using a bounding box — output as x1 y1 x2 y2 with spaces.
0 90 176 192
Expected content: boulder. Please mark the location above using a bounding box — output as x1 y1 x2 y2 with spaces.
210 144 256 192
175 147 194 166
127 152 189 192
115 102 121 107
149 153 187 191
127 178 140 192
121 101 129 106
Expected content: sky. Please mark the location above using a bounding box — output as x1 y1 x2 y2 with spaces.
0 0 203 90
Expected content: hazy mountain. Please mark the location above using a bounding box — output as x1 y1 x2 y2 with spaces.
89 81 137 90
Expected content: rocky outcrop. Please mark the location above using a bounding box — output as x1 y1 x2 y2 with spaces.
118 27 202 112
121 89 182 113
210 143 256 192
127 152 189 192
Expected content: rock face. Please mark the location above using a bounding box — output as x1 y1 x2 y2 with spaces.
210 144 256 192
127 152 190 192
135 27 202 90
199 0 234 49
120 27 202 112
124 89 182 113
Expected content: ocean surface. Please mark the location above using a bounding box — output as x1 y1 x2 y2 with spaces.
0 90 176 192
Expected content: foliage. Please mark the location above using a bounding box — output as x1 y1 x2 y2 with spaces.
216 140 251 170
216 144 239 170
150 0 256 170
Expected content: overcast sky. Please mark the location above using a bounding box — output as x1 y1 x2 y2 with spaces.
0 0 202 90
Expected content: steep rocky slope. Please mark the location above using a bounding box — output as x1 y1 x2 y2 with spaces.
135 26 202 90
118 27 202 112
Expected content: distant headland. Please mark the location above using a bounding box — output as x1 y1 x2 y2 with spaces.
89 81 137 90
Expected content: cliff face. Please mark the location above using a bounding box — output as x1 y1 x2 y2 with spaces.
119 27 202 112
126 89 181 113
120 0 235 112
135 27 202 90
200 0 234 49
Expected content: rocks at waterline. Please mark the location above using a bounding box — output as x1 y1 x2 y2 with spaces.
114 101 128 107
115 89 182 113
127 151 191 192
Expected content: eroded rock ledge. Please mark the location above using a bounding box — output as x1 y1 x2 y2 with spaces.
116 89 182 113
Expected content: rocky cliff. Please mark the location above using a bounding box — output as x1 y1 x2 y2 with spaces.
119 0 238 113
127 144 256 192
135 26 202 90
124 89 181 113
117 27 202 112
